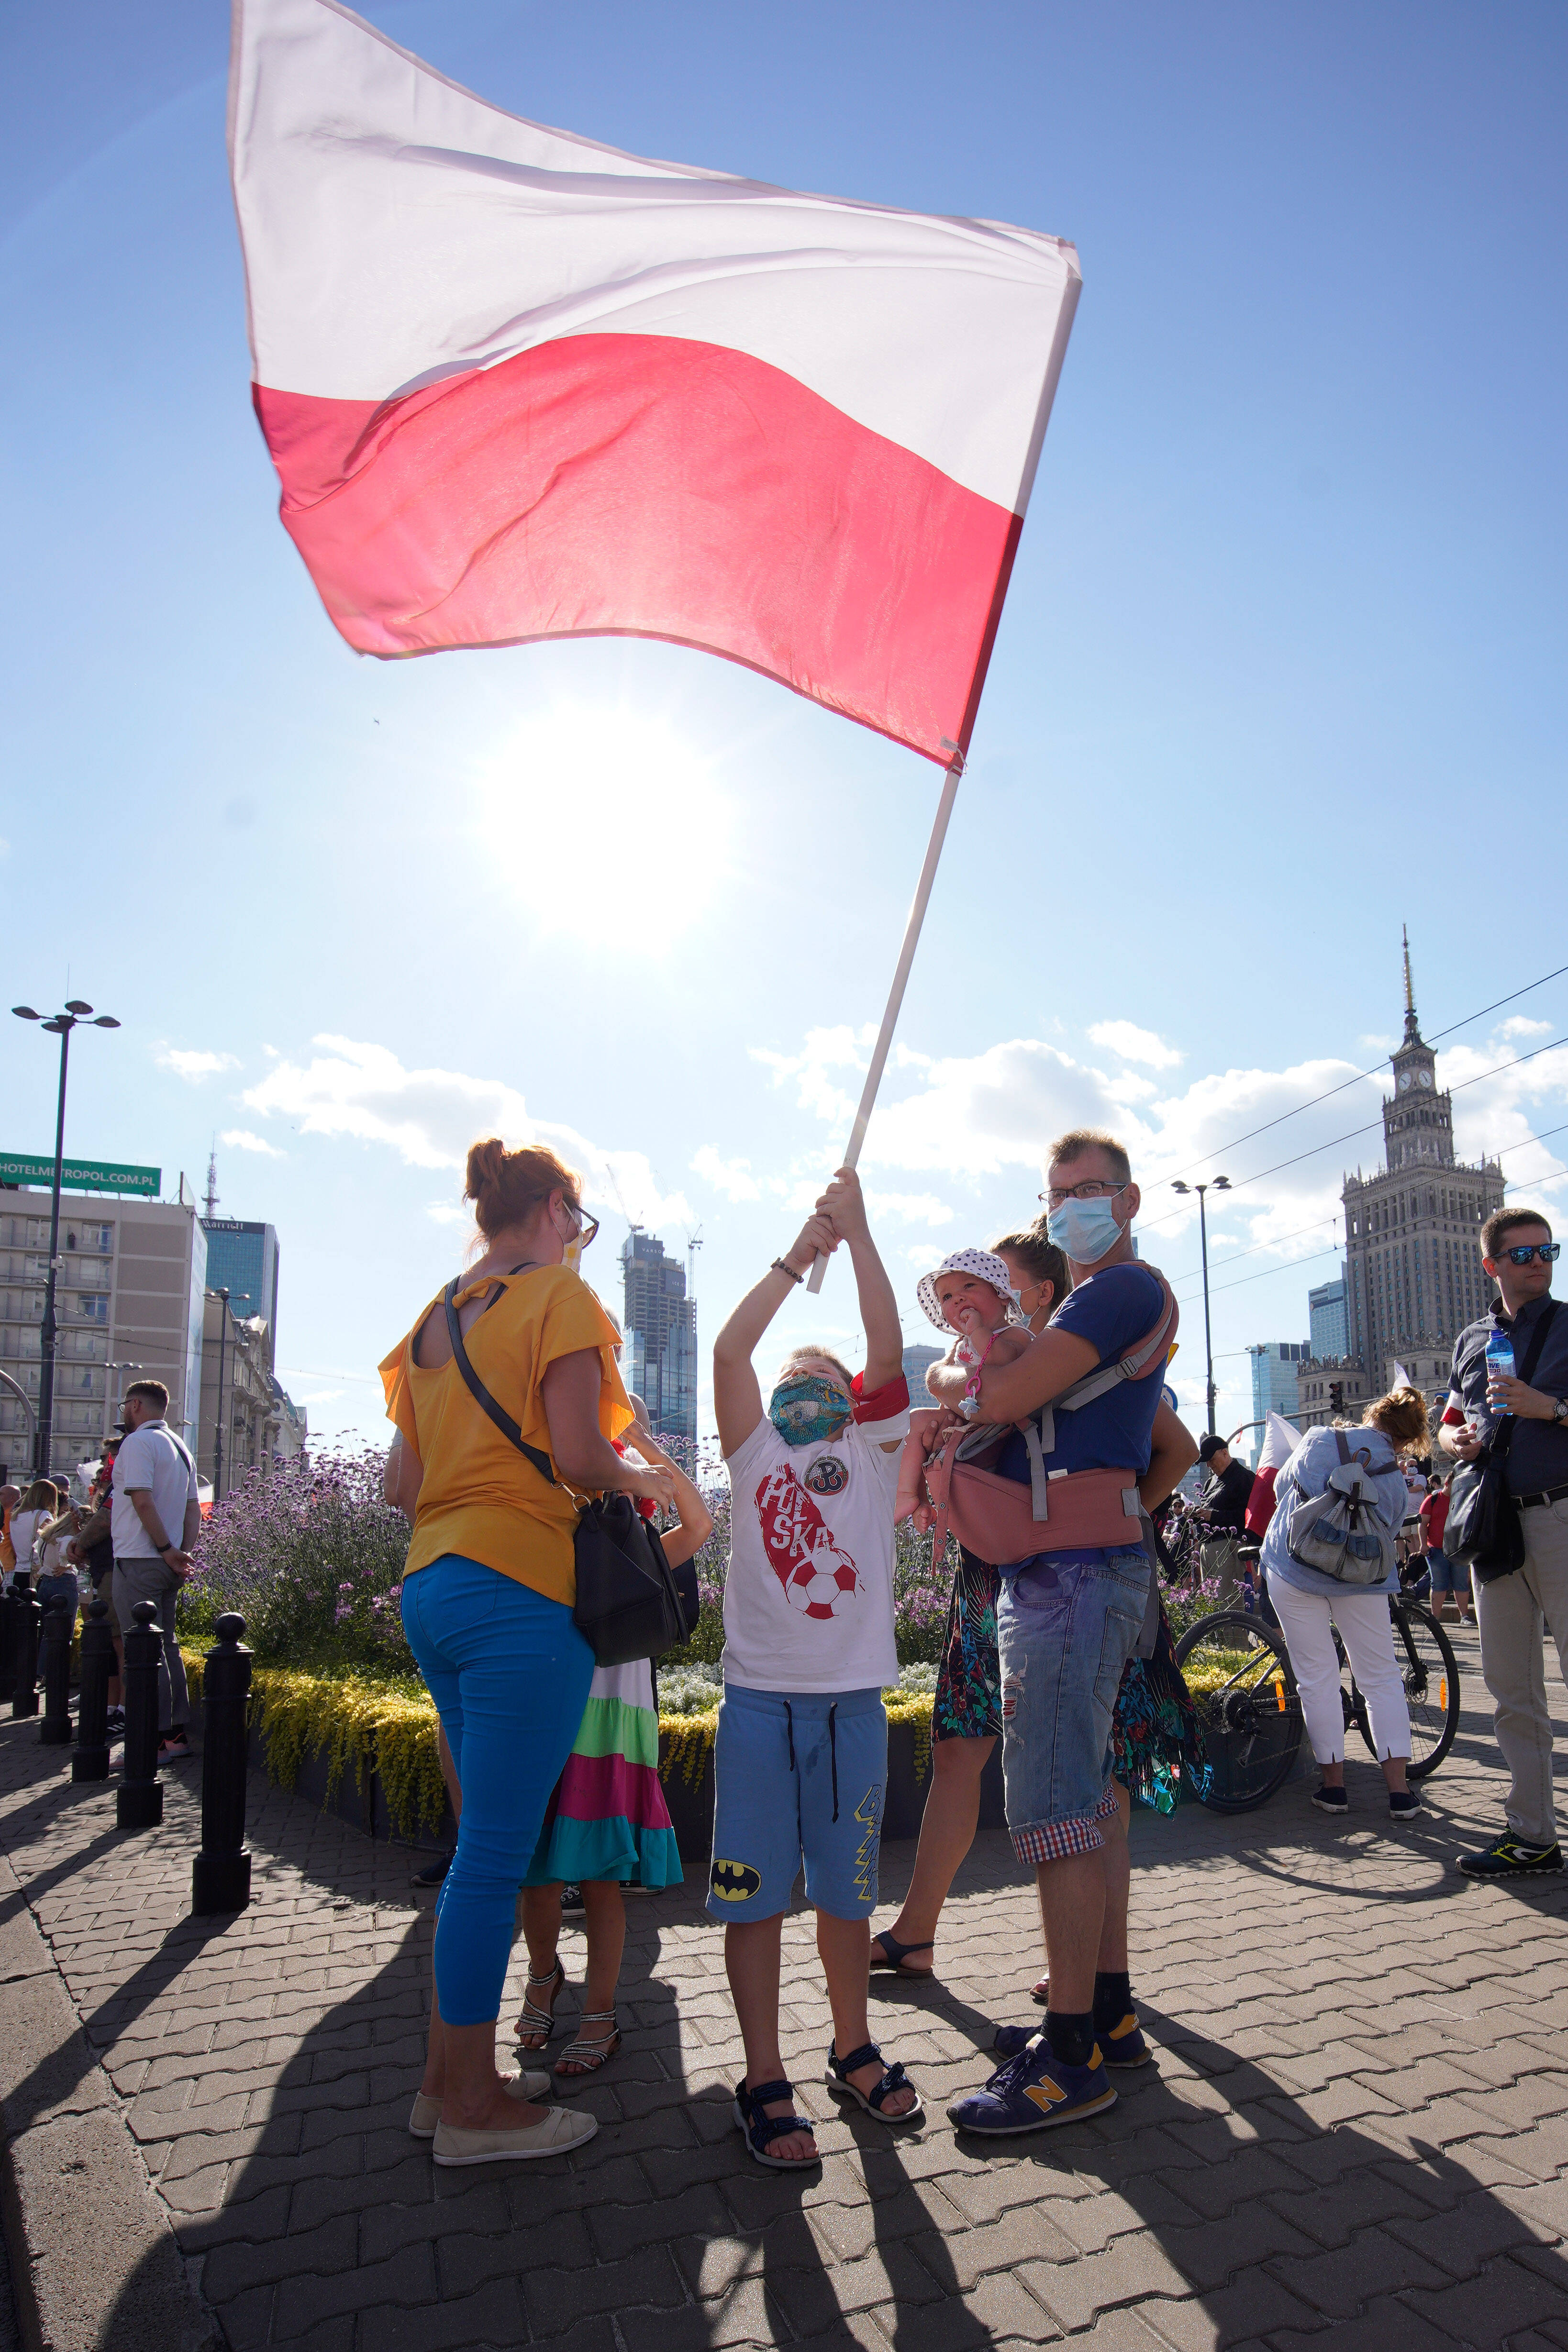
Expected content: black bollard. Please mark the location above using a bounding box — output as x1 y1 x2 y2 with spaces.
10 1572 40 1720
72 1597 114 1782
116 1599 163 1831
192 1614 253 1915
38 1597 74 1745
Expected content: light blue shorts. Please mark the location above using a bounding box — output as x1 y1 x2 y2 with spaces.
997 1547 1152 1865
707 1683 886 1924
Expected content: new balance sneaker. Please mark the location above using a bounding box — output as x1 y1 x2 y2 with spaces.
994 2011 1150 2069
947 2036 1117 2135
1312 1783 1349 1815
1457 1831 1565 1880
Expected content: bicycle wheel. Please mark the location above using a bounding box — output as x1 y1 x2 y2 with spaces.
1174 1610 1304 1812
1354 1601 1460 1781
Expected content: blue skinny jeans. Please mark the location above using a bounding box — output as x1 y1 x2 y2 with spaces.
401 1553 593 2027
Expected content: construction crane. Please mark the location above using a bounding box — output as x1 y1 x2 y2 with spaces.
686 1224 703 1301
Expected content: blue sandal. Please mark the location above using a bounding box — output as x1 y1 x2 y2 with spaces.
825 2041 924 2126
733 2077 821 2170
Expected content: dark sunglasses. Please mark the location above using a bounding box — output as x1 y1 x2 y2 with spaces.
1501 1241 1560 1265
568 1203 600 1251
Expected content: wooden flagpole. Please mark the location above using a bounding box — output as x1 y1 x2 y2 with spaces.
805 755 964 1293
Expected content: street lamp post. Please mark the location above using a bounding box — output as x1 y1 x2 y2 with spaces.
11 1001 121 1477
1171 1175 1232 1439
213 1289 230 1502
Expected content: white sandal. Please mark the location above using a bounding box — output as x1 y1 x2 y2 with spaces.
555 2008 620 2078
514 1955 564 2050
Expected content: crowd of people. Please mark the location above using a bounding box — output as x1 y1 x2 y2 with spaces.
370 1121 1568 2173
6 1126 1563 2175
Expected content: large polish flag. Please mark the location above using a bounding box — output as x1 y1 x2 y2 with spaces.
230 0 1081 766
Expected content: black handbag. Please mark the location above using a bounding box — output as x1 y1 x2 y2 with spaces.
1447 1301 1559 1585
441 1279 688 1667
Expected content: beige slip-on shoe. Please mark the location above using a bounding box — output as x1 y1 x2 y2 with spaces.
433 2104 598 2165
409 2072 551 2138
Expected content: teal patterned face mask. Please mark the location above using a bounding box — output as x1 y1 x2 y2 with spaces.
768 1372 853 1447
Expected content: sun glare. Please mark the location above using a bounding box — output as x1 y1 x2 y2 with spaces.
472 704 732 941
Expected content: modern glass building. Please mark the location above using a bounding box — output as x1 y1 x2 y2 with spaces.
200 1220 279 1365
1246 1341 1310 1464
1308 1270 1349 1361
621 1231 697 1444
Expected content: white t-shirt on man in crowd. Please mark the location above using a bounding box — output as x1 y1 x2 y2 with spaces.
721 1398 908 1696
111 1420 199 1559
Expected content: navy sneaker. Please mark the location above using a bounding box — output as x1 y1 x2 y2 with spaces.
994 2012 1150 2069
1457 1832 1565 1879
947 2035 1117 2135
1312 1783 1349 1815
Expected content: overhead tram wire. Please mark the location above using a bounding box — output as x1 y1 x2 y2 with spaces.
1138 954 1568 1231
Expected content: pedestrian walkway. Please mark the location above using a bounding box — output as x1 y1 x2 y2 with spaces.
3 1625 1568 2350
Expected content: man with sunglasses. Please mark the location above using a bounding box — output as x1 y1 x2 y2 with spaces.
1441 1209 1568 1877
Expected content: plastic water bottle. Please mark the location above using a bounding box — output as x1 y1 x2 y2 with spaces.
1486 1328 1516 1397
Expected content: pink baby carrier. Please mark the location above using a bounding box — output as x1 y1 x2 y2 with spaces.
923 1269 1179 1568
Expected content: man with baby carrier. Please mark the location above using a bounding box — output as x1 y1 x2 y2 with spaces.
924 1128 1176 2133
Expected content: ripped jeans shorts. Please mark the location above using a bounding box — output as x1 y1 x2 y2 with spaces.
996 1547 1152 1866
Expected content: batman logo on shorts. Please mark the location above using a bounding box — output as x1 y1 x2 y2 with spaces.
804 1454 848 1496
710 1859 762 1901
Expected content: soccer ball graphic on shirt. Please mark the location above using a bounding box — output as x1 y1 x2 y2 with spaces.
755 1463 862 1620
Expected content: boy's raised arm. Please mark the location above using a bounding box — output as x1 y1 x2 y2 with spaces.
819 1167 903 1403
712 1208 840 1458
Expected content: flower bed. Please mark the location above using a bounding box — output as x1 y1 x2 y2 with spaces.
190 1642 958 1853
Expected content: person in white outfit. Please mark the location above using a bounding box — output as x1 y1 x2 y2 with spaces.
1261 1386 1428 1822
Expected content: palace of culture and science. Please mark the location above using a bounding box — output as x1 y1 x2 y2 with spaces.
1295 938 1505 1434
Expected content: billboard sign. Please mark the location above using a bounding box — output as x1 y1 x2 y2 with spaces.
0 1153 160 1198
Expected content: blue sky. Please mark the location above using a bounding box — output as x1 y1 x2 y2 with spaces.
4 0 1567 1449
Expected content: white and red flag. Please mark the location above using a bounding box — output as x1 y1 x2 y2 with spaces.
229 0 1080 766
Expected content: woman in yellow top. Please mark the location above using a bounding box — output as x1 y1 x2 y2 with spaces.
381 1138 673 2167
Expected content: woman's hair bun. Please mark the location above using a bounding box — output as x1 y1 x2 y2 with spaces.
462 1137 582 1239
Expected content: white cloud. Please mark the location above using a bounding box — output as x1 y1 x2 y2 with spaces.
1087 1020 1184 1071
240 1035 692 1226
691 1145 762 1203
862 1190 956 1228
156 1045 239 1082
426 1200 468 1227
1499 1015 1554 1040
220 1128 285 1159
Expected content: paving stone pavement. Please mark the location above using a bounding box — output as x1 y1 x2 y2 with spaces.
3 1619 1568 2349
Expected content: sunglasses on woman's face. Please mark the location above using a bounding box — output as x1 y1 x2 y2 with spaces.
1501 1242 1560 1265
569 1205 600 1250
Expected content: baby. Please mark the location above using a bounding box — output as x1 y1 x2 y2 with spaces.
894 1249 1033 1530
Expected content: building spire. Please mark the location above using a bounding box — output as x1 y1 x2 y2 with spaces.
203 1140 219 1220
1401 925 1420 1043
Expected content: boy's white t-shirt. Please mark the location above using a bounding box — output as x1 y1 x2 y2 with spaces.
721 1405 908 1696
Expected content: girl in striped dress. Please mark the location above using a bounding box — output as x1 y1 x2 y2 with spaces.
514 1410 713 2077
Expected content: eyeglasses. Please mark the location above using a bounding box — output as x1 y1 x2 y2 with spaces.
567 1203 600 1251
1500 1242 1560 1266
1038 1180 1129 1209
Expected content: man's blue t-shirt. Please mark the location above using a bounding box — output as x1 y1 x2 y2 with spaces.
995 1262 1168 1488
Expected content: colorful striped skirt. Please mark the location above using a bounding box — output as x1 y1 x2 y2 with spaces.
521 1657 684 1890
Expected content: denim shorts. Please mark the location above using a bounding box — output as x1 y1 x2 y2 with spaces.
997 1547 1152 1865
1424 1546 1463 1595
707 1683 886 1924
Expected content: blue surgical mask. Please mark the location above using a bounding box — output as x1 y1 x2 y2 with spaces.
1046 1194 1125 1265
768 1373 853 1447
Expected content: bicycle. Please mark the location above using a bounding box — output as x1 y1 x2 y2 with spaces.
1174 1575 1460 1814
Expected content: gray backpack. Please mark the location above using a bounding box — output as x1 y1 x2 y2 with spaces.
1284 1431 1397 1587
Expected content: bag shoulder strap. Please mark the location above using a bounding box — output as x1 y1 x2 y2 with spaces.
1486 1299 1559 1465
1518 1299 1561 1390
441 1278 556 1487
1334 1431 1350 1466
